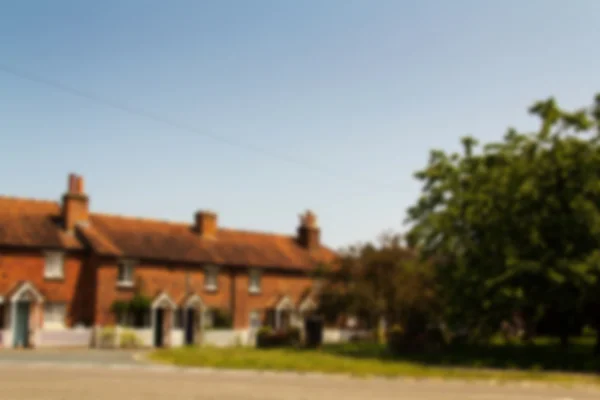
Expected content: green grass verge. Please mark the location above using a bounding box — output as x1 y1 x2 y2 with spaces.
149 342 600 386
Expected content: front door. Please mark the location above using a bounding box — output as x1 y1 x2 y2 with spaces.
154 308 164 348
185 308 195 345
13 302 30 348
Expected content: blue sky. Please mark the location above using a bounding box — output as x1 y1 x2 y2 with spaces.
1 0 599 248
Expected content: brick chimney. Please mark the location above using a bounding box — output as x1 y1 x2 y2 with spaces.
62 173 89 232
297 210 320 250
194 210 217 239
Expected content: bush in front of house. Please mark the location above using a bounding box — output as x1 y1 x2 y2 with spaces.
110 300 129 325
387 323 447 355
99 325 117 348
211 308 233 329
256 326 302 348
386 324 407 354
119 329 142 349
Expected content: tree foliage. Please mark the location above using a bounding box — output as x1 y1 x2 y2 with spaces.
316 233 440 338
406 94 600 346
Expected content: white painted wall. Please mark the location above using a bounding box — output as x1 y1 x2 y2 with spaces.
2 327 94 349
171 329 184 347
1 324 369 349
37 328 92 348
323 329 370 344
202 329 248 347
130 328 152 347
1 329 11 348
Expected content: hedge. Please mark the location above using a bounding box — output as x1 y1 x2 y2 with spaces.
256 327 301 348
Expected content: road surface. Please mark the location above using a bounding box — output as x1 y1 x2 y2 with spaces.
0 362 599 400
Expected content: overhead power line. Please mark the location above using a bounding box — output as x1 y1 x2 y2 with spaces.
0 63 397 192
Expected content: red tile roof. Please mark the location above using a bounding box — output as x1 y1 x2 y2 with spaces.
0 197 82 250
0 196 336 271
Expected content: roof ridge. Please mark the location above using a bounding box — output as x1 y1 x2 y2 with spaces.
219 227 294 240
91 212 190 227
92 212 296 239
0 195 58 205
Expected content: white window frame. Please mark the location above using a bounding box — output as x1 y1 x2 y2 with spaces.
117 259 135 287
44 251 65 280
249 310 262 330
248 268 262 294
43 302 67 330
204 265 219 292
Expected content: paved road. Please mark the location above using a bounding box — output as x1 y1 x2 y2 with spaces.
0 362 599 400
0 350 599 399
0 348 141 366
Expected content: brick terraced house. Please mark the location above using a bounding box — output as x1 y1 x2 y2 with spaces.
0 174 336 348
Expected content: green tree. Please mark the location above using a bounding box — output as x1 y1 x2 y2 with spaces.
407 94 600 350
316 233 440 342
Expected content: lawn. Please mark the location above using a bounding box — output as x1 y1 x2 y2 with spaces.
149 338 600 386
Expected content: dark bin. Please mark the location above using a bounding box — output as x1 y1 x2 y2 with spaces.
304 315 324 348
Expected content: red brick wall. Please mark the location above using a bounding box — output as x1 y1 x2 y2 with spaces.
0 250 95 327
94 261 315 329
0 250 318 330
232 270 314 329
94 261 232 325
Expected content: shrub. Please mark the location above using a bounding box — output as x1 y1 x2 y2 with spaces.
425 325 447 351
212 308 233 329
129 294 151 313
119 329 142 349
256 327 274 348
110 300 129 324
99 325 117 348
387 323 448 354
288 327 301 344
256 326 301 348
387 324 407 354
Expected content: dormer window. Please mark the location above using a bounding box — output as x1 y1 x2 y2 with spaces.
117 260 135 287
204 265 218 291
44 251 64 280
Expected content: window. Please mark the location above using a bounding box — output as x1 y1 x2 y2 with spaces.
117 260 135 286
44 251 64 279
43 303 66 330
249 310 262 330
204 265 218 291
248 269 261 293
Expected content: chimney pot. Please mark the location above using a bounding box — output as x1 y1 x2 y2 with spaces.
68 174 78 193
75 176 84 194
